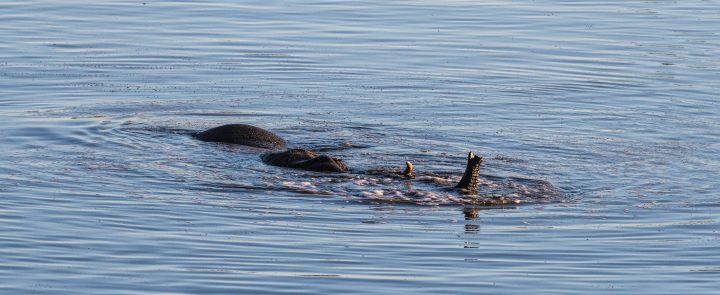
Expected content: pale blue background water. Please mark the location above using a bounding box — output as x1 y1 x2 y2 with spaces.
1 0 719 294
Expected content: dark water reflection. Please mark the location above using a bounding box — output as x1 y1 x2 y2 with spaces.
1 0 719 294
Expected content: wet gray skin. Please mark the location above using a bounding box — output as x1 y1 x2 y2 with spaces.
193 124 287 149
456 152 483 192
194 124 481 191
261 148 349 173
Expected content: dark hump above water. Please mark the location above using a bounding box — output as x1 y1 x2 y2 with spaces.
261 148 349 173
194 124 287 149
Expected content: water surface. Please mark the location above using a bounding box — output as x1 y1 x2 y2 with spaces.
1 1 719 294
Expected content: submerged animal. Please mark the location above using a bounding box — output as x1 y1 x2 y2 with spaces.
194 123 483 192
261 148 349 173
194 123 287 149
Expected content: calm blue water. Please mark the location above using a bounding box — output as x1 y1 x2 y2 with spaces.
1 0 719 293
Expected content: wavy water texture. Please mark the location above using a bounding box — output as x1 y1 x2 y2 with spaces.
1 1 719 294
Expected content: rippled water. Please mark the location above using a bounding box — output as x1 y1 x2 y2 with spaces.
1 1 719 293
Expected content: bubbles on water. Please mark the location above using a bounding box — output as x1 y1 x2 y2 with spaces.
272 171 560 206
70 117 563 207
